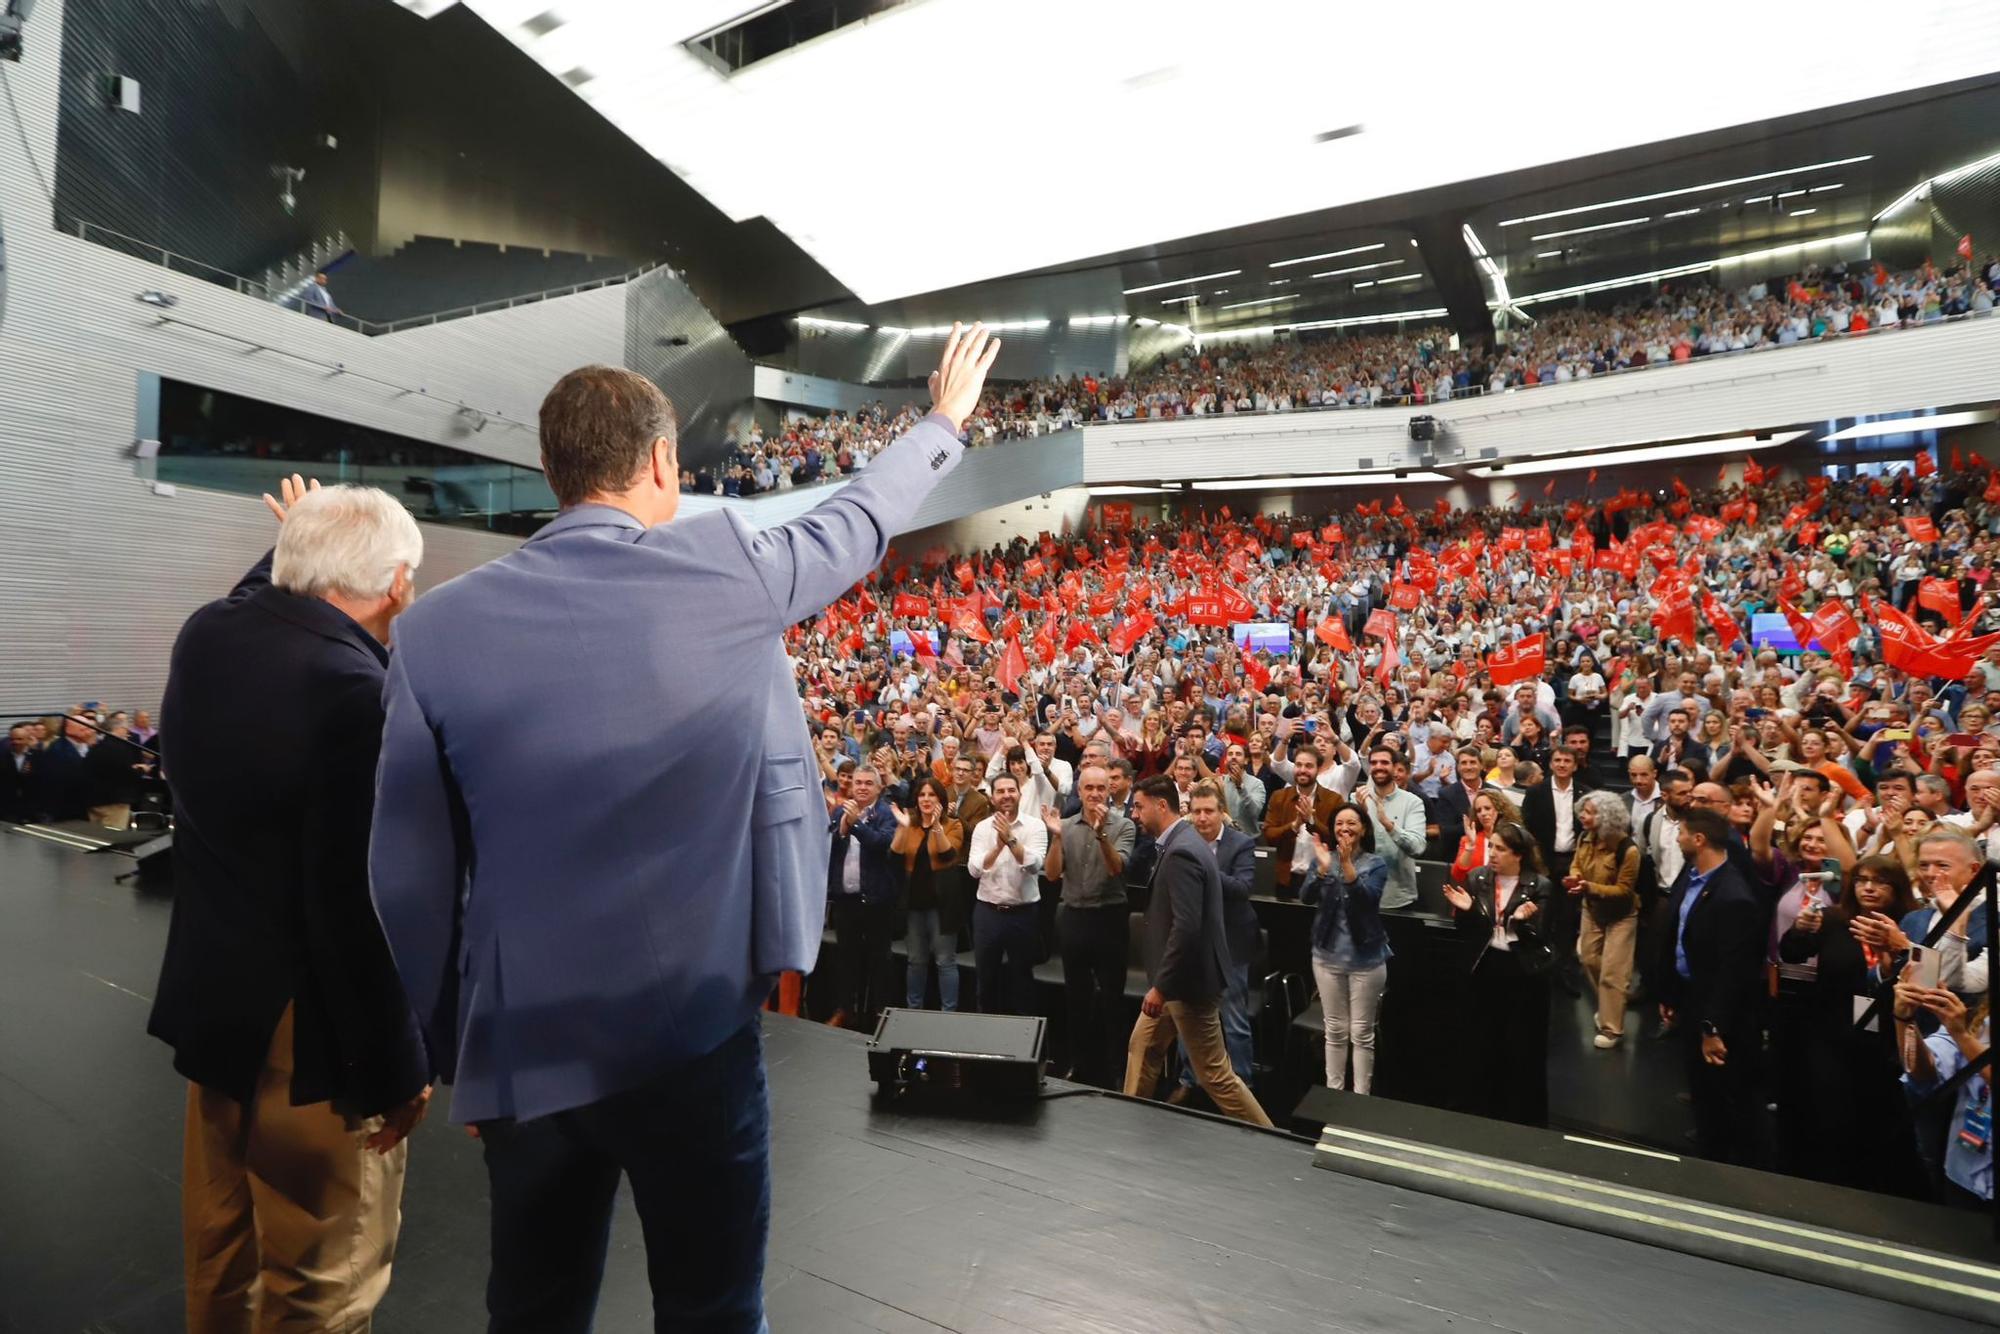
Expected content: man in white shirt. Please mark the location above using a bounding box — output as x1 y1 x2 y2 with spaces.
966 774 1049 1015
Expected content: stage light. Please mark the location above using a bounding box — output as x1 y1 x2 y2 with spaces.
1123 270 1241 295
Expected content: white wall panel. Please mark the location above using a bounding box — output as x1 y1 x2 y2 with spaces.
0 0 602 714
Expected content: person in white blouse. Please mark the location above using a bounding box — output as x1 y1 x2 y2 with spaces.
1564 653 1607 729
965 774 1049 1015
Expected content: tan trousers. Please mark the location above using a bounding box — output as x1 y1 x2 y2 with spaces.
1578 910 1638 1038
1125 997 1274 1127
89 802 131 830
182 1006 407 1333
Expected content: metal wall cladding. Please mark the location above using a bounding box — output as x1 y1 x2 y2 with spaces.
624 267 757 468
0 0 631 715
52 0 378 277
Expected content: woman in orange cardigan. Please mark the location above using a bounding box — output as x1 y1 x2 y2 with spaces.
1451 790 1524 884
892 776 967 1011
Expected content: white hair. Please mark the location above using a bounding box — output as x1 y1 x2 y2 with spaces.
272 485 423 600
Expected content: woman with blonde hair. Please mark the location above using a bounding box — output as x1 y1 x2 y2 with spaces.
1451 789 1524 884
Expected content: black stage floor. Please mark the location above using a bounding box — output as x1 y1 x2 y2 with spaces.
0 829 1976 1333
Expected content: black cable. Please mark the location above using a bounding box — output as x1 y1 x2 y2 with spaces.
0 61 52 204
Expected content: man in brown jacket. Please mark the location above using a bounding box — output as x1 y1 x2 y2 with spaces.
1262 747 1343 899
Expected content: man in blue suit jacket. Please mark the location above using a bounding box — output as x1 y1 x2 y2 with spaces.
824 764 900 1026
1179 782 1260 1091
370 326 1001 1333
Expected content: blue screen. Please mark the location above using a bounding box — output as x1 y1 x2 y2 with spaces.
1232 622 1293 654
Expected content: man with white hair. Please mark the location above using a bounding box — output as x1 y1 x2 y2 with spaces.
150 478 431 1332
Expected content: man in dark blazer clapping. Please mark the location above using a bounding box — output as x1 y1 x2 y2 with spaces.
1123 775 1273 1126
1652 806 1767 1167
148 478 431 1331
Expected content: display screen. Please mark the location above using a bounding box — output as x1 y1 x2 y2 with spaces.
1232 622 1293 654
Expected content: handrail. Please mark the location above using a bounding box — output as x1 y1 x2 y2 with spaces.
72 217 664 336
1091 303 2000 425
76 220 274 300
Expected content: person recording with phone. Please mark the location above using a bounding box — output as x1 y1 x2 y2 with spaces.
1774 854 1925 1195
1896 976 1993 1208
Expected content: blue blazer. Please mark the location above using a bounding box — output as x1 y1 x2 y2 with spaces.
370 413 964 1124
826 800 899 904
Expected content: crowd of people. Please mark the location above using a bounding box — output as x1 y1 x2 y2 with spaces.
792 443 2000 1206
685 254 2000 497
2 707 158 828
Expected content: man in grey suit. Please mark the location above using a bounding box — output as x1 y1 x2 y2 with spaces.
1122 775 1274 1126
369 326 1001 1333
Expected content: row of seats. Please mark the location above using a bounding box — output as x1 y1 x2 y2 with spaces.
325 235 636 325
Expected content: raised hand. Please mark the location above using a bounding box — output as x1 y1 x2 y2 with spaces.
260 473 321 523
1041 804 1063 833
1443 884 1474 912
928 323 1003 431
890 804 912 828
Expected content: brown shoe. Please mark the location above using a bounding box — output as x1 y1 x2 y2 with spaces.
827 1009 853 1030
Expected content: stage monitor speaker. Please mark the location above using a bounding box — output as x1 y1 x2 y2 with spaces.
867 1008 1045 1101
1408 415 1437 442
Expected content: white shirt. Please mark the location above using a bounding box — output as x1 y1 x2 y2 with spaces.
966 812 1049 906
1490 873 1521 952
1551 780 1577 854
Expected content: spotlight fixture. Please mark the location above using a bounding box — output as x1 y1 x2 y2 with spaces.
135 290 178 308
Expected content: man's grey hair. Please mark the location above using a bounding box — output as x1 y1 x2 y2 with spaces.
1916 774 1953 800
1580 789 1630 842
1917 826 1983 862
272 485 423 600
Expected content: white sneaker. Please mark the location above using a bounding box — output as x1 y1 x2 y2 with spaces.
1593 1034 1619 1050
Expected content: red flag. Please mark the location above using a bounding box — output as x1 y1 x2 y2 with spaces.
1743 457 1767 487
892 593 932 618
1363 608 1398 641
1108 613 1154 655
1919 576 1964 626
1903 515 1940 543
1671 477 1690 499
1951 446 1966 474
1185 595 1232 627
1985 472 2000 505
1486 633 1546 686
1387 583 1423 611
1701 590 1744 647
1243 654 1271 692
952 607 991 643
1776 596 1816 651
912 630 937 660
1959 233 1975 261
1809 600 1860 654
997 638 1027 697
1543 478 1556 498
955 561 976 590
1915 450 1938 480
1316 616 1352 652
1033 617 1057 663
1023 558 1045 579
1587 469 1598 486
1063 619 1099 650
1375 632 1399 688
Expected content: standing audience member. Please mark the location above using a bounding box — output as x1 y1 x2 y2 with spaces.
1122 776 1273 1127
1568 790 1642 1049
1654 807 1768 1166
1442 822 1555 1126
891 776 965 1012
967 773 1049 1016
1351 745 1426 910
1302 807 1392 1094
1261 747 1340 900
1178 782 1259 1091
1 722 33 821
1047 763 1134 1085
825 766 900 1028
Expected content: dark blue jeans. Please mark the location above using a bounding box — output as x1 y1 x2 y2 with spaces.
481 1019 771 1334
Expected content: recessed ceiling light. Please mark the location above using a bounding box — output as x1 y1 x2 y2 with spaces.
1122 269 1241 295
1269 278 1291 285
1267 242 1384 270
1496 155 1873 226
1308 259 1402 279
1777 190 1807 199
1789 208 1817 217
1220 294 1297 310
1820 410 1997 441
1664 207 1701 218
1160 295 1200 305
1529 216 1651 242
1743 195 1772 204
1536 249 1563 258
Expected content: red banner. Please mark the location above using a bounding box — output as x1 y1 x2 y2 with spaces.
1316 616 1353 651
1185 595 1232 627
1363 608 1398 641
1903 515 1941 543
891 593 932 618
997 637 1027 696
1387 584 1423 611
1100 501 1134 532
1108 612 1155 655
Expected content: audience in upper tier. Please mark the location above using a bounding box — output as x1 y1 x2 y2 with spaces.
797 445 1999 1206
686 254 1999 496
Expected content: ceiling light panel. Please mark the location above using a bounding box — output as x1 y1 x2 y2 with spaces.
1820 410 1997 442
1471 431 1809 477
458 0 2000 302
1268 242 1387 269
1528 216 1651 242
1123 269 1242 295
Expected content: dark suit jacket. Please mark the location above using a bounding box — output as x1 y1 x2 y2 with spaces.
0 748 32 822
1455 867 1557 973
32 739 91 822
1521 778 1594 863
1650 736 1712 777
83 735 145 809
1261 783 1342 892
825 799 899 904
1118 798 1158 885
1143 821 1231 1003
1207 825 1260 970
1651 858 1766 1038
147 553 428 1118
